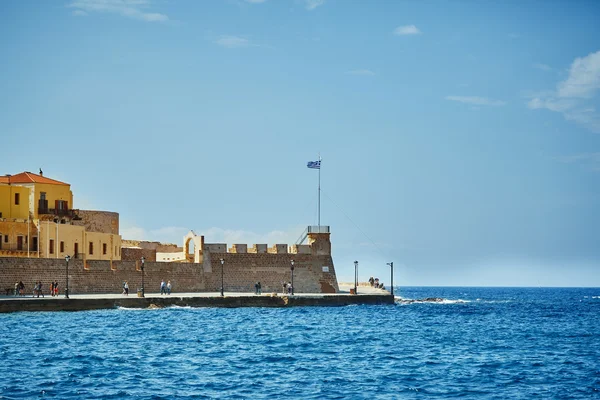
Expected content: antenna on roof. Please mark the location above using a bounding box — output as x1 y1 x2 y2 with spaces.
39 168 43 176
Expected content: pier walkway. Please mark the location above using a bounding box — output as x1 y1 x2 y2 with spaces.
0 285 394 313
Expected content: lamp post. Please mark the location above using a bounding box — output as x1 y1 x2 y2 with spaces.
65 255 70 298
290 259 295 295
354 260 358 295
140 257 145 297
220 258 225 297
387 262 394 296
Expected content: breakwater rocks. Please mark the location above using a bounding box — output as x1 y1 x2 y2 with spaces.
0 294 394 313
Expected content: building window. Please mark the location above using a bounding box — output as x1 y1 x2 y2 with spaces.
103 243 107 255
74 243 79 258
60 241 64 253
32 237 38 251
15 193 20 205
0 234 2 249
89 242 94 255
4 235 7 243
49 239 54 254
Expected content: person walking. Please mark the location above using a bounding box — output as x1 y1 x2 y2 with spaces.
282 282 288 294
160 279 166 295
18 281 24 296
50 281 55 297
254 282 259 295
123 281 129 296
54 281 59 296
257 282 262 295
14 282 19 296
166 280 172 295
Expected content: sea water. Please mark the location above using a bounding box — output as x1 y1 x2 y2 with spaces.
0 287 598 399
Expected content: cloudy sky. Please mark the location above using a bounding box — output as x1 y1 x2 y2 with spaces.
1 0 599 286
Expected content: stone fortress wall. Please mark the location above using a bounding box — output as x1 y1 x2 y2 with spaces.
0 233 339 294
72 210 119 234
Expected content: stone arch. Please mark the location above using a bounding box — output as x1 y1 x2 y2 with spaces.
183 230 204 263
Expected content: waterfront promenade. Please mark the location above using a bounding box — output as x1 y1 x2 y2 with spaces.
0 284 394 313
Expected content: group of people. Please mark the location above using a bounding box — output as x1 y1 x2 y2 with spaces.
160 280 172 295
368 276 384 289
13 281 25 296
282 281 293 294
32 281 45 297
12 281 60 297
49 281 60 296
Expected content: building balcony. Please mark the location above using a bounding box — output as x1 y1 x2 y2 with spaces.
38 208 79 218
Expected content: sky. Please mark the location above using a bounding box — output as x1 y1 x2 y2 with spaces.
1 0 600 287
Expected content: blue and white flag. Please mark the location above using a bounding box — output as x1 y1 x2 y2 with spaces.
307 160 321 169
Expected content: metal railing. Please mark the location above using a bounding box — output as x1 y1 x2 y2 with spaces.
307 225 330 234
38 208 79 218
296 225 331 244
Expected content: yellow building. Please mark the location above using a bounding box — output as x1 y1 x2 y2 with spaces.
0 171 121 261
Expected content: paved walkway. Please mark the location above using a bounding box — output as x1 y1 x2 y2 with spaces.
0 284 390 301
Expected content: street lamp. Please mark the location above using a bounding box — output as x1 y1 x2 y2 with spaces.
290 259 295 295
354 260 358 295
140 257 145 297
220 258 225 297
387 262 394 296
65 255 70 298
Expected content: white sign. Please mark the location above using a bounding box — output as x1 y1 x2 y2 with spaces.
322 266 329 272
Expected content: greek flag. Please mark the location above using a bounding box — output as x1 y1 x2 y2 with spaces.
307 160 321 169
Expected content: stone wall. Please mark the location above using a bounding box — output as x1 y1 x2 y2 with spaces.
121 247 156 262
203 252 338 293
73 210 119 235
0 253 339 294
122 240 181 253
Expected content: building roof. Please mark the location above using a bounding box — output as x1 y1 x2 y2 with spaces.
0 171 69 185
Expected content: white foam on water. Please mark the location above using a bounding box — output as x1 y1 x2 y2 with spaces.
394 297 470 305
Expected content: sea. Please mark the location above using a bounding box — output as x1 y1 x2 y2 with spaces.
0 287 598 399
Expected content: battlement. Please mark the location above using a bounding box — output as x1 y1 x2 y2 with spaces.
202 233 330 256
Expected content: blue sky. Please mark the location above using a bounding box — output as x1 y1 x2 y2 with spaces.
2 0 600 286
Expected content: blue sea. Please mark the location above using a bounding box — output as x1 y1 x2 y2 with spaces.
0 287 599 399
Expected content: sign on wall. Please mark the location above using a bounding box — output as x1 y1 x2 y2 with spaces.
322 266 329 272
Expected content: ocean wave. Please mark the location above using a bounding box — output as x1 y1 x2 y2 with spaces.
395 297 470 305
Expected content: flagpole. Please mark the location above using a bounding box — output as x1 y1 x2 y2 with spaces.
318 154 321 229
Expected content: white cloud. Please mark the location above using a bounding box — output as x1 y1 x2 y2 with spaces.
120 225 305 247
71 9 88 16
346 69 375 76
533 63 552 71
394 25 421 36
557 50 600 98
245 0 267 3
556 152 600 171
215 35 252 48
121 226 149 241
304 0 325 10
445 96 506 106
68 0 168 22
527 96 575 113
527 50 600 133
